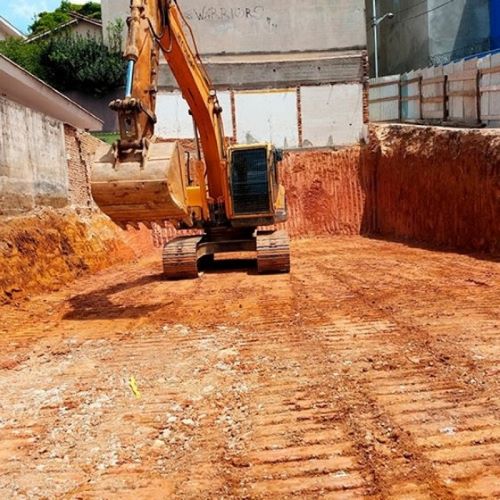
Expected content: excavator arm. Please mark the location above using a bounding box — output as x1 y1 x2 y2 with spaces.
113 0 226 200
91 0 290 277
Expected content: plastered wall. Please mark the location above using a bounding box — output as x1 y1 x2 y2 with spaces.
103 0 366 53
0 97 68 214
157 84 366 148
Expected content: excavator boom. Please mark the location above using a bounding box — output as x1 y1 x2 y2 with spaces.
91 0 290 277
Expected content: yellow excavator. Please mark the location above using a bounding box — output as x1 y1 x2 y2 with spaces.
91 0 290 279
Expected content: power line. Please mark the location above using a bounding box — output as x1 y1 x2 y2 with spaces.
392 0 428 16
403 0 457 22
372 0 457 26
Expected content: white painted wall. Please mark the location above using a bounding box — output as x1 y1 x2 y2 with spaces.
368 75 399 123
370 53 500 127
301 84 364 147
156 91 233 138
235 91 298 148
401 70 420 121
156 86 366 148
480 53 500 127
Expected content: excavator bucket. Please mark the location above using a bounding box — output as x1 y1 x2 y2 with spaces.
91 141 192 229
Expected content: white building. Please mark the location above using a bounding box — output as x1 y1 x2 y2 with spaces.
0 16 25 40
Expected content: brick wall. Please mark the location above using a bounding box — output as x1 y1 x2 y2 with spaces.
64 124 102 208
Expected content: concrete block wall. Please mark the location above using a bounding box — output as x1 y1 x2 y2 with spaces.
0 97 68 215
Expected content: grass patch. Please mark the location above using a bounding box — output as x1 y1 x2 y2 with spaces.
92 132 119 145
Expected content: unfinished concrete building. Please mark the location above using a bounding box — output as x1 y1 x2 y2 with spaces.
102 0 367 147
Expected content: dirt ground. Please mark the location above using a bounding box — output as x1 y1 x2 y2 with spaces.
0 236 498 499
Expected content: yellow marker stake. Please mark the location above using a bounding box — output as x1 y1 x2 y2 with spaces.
129 376 141 399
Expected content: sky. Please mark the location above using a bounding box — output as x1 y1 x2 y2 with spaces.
0 0 100 35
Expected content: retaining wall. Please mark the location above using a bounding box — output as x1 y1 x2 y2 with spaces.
0 97 102 215
0 97 68 214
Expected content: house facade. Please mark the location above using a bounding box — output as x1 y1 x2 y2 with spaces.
27 13 102 43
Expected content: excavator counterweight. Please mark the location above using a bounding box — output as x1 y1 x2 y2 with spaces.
91 0 290 277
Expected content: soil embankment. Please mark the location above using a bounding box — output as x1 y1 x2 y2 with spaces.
0 209 152 303
2 123 498 301
373 124 500 254
282 146 374 237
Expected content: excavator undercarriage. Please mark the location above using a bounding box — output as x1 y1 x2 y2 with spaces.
162 229 290 279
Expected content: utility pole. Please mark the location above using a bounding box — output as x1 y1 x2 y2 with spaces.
371 0 394 78
372 0 379 78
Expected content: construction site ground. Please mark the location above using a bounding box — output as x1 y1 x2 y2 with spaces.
0 236 498 498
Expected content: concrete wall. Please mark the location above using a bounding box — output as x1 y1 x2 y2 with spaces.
64 89 120 132
102 0 368 147
102 0 366 53
0 97 98 215
0 97 68 214
367 0 491 77
157 84 366 148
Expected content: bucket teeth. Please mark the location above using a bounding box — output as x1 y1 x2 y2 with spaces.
256 230 291 274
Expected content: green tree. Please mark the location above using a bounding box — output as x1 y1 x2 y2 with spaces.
0 20 125 97
0 37 48 79
41 33 125 96
29 1 101 35
74 2 101 19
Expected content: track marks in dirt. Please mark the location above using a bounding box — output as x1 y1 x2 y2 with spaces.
0 237 498 498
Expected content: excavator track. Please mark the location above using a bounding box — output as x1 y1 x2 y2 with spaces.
256 230 291 274
162 236 203 279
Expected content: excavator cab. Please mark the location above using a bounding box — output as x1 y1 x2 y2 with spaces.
227 144 287 228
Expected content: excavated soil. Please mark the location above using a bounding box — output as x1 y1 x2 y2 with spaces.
373 124 500 254
0 237 498 498
281 147 373 238
0 209 153 303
